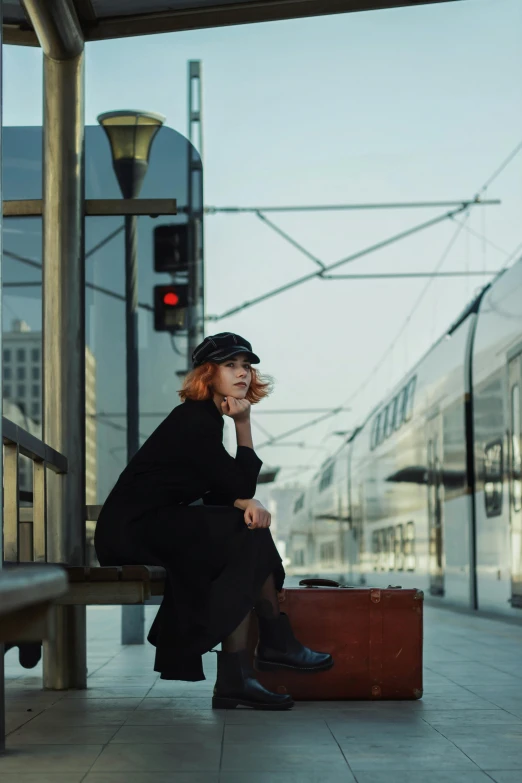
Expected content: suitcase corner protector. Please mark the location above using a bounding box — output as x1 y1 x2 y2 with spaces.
413 688 423 699
414 590 424 601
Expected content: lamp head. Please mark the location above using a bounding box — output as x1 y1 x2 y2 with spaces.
97 110 165 198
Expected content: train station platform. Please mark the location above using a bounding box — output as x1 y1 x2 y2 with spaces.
1 604 522 782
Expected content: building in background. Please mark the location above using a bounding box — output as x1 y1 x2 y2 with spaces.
3 319 97 504
3 319 41 427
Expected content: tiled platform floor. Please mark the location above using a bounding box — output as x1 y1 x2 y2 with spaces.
1 604 522 782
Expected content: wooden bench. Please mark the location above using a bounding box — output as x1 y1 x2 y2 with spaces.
2 563 166 606
57 565 166 604
0 565 69 643
1 565 71 751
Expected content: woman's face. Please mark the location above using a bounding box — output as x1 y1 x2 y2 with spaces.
213 354 252 399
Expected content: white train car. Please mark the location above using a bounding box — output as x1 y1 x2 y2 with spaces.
290 257 522 618
471 261 522 613
348 302 476 605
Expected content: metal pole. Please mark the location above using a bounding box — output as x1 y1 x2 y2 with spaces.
40 42 87 691
125 214 140 458
121 212 144 644
187 60 204 361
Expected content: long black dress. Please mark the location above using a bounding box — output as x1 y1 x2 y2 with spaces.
94 397 285 681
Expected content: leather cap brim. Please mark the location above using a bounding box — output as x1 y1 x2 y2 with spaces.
195 346 260 367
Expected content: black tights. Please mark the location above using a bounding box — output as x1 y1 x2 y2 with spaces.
221 572 280 653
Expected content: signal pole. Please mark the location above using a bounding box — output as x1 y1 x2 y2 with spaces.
187 61 205 365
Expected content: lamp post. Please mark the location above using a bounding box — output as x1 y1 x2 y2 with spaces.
98 110 165 461
98 110 165 645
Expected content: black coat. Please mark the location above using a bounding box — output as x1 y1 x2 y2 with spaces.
95 397 284 681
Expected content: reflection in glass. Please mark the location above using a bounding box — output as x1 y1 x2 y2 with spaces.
404 377 416 421
2 125 203 565
512 385 521 512
484 439 503 517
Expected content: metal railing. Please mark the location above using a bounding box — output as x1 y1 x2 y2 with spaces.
2 417 68 564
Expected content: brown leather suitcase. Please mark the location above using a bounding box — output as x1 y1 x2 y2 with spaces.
250 579 423 700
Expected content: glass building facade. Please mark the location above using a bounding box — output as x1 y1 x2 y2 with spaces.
2 125 203 561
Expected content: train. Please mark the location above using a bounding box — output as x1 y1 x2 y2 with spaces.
287 256 522 617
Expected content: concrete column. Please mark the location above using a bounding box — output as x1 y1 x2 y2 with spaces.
42 47 87 691
23 0 87 689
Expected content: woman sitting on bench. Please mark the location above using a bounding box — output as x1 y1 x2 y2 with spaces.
95 332 332 710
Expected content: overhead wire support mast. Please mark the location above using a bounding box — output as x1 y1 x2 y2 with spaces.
207 200 499 321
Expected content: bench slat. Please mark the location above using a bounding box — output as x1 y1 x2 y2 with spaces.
66 566 90 583
0 565 68 615
87 567 121 582
121 565 150 581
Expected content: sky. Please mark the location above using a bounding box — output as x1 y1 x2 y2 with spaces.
3 0 522 489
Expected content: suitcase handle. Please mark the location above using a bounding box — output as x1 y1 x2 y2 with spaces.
299 578 346 588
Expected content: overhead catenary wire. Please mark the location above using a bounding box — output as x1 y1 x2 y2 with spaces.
251 417 275 441
205 199 500 214
261 138 522 465
337 215 471 414
255 211 325 270
3 244 154 312
322 271 502 280
334 138 522 415
449 218 512 257
308 143 522 462
255 407 345 450
207 203 484 321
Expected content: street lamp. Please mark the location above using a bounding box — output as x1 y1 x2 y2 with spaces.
98 110 165 648
98 110 165 462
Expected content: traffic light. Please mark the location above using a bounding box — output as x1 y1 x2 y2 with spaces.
153 284 189 332
154 224 188 273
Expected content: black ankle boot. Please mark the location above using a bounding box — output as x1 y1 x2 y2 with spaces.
212 650 294 710
255 613 334 673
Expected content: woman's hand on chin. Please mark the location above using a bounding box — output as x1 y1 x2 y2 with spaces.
221 396 251 422
243 499 271 529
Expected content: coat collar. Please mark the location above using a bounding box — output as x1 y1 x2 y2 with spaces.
184 396 224 426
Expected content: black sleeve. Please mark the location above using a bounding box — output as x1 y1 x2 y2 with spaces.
190 423 263 504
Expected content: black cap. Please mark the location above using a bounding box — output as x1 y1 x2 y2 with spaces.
192 332 260 368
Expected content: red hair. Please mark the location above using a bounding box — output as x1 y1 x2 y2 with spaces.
179 362 273 404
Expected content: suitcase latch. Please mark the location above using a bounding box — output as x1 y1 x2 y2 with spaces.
370 589 381 603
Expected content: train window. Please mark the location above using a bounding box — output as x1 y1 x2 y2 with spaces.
404 521 415 571
404 377 416 422
371 416 379 450
387 526 395 570
384 402 395 440
375 412 383 448
319 463 334 493
395 524 404 571
395 387 407 429
381 407 390 444
484 440 503 518
387 397 399 437
293 494 305 514
511 386 521 513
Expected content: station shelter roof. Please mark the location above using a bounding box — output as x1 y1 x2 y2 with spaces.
3 1 461 45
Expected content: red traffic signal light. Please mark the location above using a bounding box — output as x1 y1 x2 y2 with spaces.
154 285 188 332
